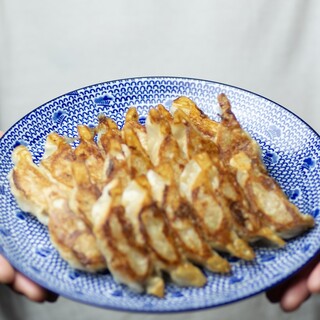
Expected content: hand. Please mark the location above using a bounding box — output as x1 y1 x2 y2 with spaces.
0 131 58 302
0 255 58 302
266 253 320 312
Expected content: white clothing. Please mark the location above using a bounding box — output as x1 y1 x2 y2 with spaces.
0 1 319 319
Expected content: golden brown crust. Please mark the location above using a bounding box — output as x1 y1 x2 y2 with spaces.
146 110 232 269
172 96 218 137
40 133 76 189
216 94 314 241
9 94 314 297
9 146 52 225
75 125 106 190
48 195 106 272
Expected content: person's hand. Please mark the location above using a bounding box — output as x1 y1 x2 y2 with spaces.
0 131 58 302
266 253 320 312
0 255 58 302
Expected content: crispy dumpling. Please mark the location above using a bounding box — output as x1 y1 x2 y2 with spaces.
75 125 106 191
93 118 206 295
92 178 157 294
180 153 255 260
132 176 207 288
217 93 314 238
40 132 101 226
47 190 107 272
40 132 76 191
149 106 254 259
69 158 102 227
8 145 52 225
171 96 288 246
8 93 315 297
123 109 212 278
172 94 314 242
91 122 164 295
122 108 153 178
9 144 106 272
145 107 231 270
147 165 231 272
171 96 218 138
36 132 107 270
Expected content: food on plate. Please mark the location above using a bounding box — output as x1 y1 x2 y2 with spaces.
216 94 315 239
93 113 207 296
159 107 255 260
146 107 237 268
9 144 107 272
173 95 314 241
9 145 52 225
8 94 314 296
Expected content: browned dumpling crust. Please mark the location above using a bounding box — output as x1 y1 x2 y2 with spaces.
8 94 314 297
216 94 314 239
9 144 106 272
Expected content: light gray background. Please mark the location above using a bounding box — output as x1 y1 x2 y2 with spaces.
0 0 319 319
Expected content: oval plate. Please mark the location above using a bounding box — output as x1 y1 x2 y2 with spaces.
0 77 319 313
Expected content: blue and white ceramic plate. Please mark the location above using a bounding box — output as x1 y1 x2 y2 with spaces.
0 77 319 312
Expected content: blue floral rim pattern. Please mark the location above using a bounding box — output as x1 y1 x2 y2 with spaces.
0 77 319 313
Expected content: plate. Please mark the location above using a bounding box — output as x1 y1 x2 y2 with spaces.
0 77 319 313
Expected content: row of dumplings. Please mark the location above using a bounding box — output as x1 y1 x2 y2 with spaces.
9 94 314 297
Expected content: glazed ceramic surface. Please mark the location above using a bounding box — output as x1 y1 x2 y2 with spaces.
0 77 319 312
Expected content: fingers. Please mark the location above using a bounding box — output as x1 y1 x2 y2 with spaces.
1 255 58 302
12 272 58 303
12 272 48 302
279 276 310 312
0 131 3 138
266 254 320 312
307 262 320 293
1 255 47 302
267 272 310 312
0 254 15 284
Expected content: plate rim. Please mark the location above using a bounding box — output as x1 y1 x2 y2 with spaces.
0 76 319 141
0 76 319 312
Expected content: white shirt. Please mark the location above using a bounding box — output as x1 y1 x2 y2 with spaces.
0 1 319 319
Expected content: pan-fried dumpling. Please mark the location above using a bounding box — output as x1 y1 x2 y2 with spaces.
147 165 231 272
133 176 207 288
8 145 52 225
180 153 255 260
8 93 315 298
9 144 106 272
40 132 76 191
148 106 254 259
75 125 106 191
47 190 107 272
216 93 314 239
93 118 207 295
92 178 157 294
